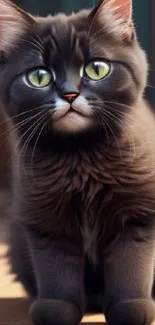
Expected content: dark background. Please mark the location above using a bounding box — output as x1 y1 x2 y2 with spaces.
0 0 154 200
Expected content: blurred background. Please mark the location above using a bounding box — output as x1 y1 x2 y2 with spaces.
0 0 154 213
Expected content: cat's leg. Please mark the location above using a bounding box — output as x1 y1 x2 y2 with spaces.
8 222 37 298
103 219 155 325
27 233 84 325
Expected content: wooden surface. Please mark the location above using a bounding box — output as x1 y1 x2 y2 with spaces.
0 216 106 324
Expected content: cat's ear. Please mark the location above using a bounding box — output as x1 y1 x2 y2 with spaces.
89 0 134 41
0 0 35 52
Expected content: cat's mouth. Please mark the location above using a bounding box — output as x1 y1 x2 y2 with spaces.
53 106 89 120
52 105 92 133
65 107 86 117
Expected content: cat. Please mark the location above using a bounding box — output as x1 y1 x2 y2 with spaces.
1 0 155 324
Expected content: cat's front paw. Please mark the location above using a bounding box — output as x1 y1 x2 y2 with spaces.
29 299 82 325
105 299 155 325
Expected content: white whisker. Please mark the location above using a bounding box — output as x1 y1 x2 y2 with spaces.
30 115 49 185
16 112 48 181
19 38 43 53
0 106 46 125
98 111 122 157
31 114 48 166
0 111 44 147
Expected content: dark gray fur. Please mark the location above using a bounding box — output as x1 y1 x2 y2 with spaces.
0 0 155 324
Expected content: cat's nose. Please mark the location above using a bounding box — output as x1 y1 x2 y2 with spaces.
63 93 78 103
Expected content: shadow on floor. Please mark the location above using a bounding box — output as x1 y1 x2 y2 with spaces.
0 298 106 324
0 298 32 325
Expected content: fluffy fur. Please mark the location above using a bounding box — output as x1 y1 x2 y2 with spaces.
0 0 155 324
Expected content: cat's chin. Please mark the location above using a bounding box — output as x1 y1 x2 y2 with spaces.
52 111 92 133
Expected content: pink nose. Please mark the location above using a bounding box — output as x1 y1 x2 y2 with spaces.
63 93 78 103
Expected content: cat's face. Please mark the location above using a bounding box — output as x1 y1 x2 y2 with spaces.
0 0 148 147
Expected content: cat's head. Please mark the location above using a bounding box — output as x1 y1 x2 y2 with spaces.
0 0 147 148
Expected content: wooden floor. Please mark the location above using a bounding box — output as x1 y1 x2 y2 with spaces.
0 214 106 324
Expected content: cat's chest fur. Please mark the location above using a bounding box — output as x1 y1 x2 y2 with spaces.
28 148 112 257
23 147 113 219
23 144 138 228
21 142 155 258
32 147 113 199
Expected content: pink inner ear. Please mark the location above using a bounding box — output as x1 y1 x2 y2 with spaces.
102 0 133 40
0 13 18 45
104 0 132 20
113 0 132 21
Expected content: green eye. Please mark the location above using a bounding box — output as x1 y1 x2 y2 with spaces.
27 69 52 88
85 61 110 81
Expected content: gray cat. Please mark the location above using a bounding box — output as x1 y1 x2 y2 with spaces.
0 0 155 324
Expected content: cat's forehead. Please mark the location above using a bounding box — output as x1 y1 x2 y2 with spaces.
35 12 122 66
36 14 89 68
36 11 90 36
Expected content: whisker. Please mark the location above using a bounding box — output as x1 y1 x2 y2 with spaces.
16 124 42 185
90 26 106 45
31 114 48 166
0 106 46 125
94 111 110 148
88 4 100 37
98 112 122 157
103 99 151 118
30 38 43 53
147 84 155 89
104 102 149 135
103 105 130 127
31 35 44 51
23 114 48 185
100 108 147 162
19 38 43 53
95 102 129 128
103 100 133 113
30 116 49 185
16 112 47 150
0 110 45 147
90 25 120 46
102 100 150 122
30 29 44 50
99 109 134 160
0 114 41 147
16 112 48 180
